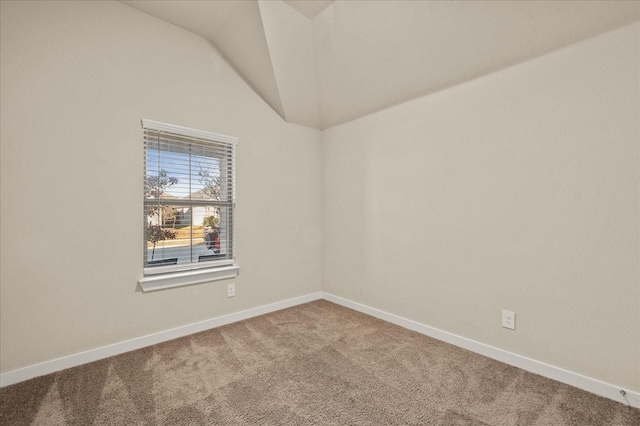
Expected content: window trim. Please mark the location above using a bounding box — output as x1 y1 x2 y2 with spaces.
139 119 238 292
139 265 240 292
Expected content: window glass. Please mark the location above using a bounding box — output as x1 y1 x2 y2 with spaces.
143 122 235 275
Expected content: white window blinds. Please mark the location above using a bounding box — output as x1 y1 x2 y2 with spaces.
142 119 237 276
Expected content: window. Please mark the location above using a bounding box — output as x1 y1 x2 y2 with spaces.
138 119 239 292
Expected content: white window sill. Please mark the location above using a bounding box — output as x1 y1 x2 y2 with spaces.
138 265 240 292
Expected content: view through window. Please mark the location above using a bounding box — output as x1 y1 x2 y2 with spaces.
143 121 236 274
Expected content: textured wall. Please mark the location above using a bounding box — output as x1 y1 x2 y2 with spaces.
0 1 322 373
322 23 639 391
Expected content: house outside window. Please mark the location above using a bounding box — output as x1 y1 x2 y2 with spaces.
139 119 239 291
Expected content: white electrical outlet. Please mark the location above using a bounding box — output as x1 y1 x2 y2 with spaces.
227 283 236 298
502 310 515 330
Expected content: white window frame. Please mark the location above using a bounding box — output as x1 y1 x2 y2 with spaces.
138 119 239 292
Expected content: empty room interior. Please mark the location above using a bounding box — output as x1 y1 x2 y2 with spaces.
1 0 639 424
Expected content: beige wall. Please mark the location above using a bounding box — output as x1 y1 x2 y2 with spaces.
0 1 322 373
322 23 639 391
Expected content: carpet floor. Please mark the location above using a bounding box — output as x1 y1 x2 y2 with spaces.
1 300 638 425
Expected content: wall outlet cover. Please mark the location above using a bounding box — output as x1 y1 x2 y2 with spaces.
502 309 515 330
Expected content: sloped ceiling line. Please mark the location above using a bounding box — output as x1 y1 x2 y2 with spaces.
121 0 640 130
259 0 320 128
212 0 286 121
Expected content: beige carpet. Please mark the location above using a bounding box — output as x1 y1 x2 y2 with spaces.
1 300 638 425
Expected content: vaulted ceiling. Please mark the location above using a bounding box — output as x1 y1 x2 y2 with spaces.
121 1 640 130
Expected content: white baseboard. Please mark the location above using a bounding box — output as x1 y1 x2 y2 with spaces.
0 292 323 388
322 292 640 409
2 290 638 410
